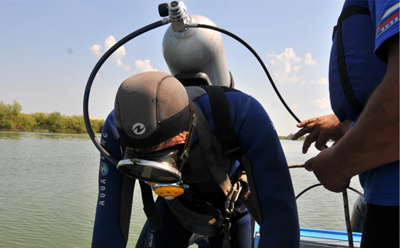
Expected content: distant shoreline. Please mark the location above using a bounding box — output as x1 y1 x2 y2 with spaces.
2 101 308 139
0 100 104 134
1 130 303 140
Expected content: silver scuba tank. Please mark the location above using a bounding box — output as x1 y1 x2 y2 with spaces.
162 14 231 87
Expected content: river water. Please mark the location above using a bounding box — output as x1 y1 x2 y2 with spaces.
0 131 362 247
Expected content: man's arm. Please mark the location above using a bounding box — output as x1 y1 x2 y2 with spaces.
92 111 135 248
306 35 399 192
224 91 300 247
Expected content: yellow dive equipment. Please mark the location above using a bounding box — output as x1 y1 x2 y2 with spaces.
150 182 188 200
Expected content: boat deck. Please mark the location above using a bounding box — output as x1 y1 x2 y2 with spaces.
300 228 361 247
253 226 362 248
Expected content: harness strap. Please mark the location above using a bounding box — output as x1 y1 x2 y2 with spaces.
202 86 262 224
333 5 371 113
235 168 262 224
202 86 244 160
139 180 163 230
194 103 235 247
166 196 225 237
201 86 263 225
194 103 233 196
118 175 135 244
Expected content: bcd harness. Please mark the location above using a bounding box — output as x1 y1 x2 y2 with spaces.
138 85 263 247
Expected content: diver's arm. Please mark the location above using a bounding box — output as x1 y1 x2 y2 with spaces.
92 111 135 248
306 35 399 192
228 92 300 247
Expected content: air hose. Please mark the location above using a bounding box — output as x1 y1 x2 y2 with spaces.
289 165 363 247
188 23 301 123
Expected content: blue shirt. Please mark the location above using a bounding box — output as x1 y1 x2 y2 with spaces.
329 0 399 206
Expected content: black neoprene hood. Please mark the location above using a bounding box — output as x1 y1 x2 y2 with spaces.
114 71 191 148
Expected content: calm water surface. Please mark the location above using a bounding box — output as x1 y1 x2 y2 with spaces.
0 132 362 247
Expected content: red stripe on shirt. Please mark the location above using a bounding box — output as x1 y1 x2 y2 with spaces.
378 10 399 31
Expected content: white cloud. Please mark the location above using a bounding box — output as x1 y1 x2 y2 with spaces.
89 44 101 56
266 48 318 84
293 65 301 72
303 53 317 66
313 96 330 109
89 36 130 71
134 59 156 73
307 78 328 85
291 103 299 109
316 78 328 85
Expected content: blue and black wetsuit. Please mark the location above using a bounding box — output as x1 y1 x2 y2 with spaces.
92 87 299 247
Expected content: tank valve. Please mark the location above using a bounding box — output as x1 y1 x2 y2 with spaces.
158 1 190 32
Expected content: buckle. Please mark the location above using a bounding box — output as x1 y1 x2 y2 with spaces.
224 181 242 213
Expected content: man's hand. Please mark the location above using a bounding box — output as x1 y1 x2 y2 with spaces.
291 114 350 154
303 148 351 192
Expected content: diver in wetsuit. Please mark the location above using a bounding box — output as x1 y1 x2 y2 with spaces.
92 71 299 248
92 9 299 248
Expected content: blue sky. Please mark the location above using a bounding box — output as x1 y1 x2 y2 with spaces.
0 0 344 136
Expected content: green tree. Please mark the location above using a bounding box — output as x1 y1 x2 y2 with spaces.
0 100 104 133
46 112 65 132
90 119 105 133
65 115 86 133
11 100 22 116
0 100 21 130
17 113 37 131
32 112 48 130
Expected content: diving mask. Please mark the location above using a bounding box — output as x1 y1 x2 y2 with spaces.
117 148 182 183
117 101 196 184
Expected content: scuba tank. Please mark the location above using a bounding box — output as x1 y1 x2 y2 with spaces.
141 1 233 199
162 13 231 87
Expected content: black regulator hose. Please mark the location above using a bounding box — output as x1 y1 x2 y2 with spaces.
83 19 168 166
190 23 302 123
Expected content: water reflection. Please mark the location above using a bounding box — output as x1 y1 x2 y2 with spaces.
0 131 93 141
0 131 24 140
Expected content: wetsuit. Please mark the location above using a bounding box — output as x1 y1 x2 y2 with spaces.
329 0 399 247
91 87 299 247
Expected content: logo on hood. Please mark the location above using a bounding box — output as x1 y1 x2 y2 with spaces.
132 123 146 135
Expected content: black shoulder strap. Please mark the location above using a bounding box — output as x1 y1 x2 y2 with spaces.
333 5 370 113
139 181 163 230
194 103 233 196
202 86 244 160
201 86 262 224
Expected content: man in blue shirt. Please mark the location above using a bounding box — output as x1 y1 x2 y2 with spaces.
292 1 399 247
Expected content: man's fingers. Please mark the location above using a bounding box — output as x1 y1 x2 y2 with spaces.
304 157 315 171
315 136 331 151
296 117 317 128
291 128 309 140
292 122 317 140
302 127 319 153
